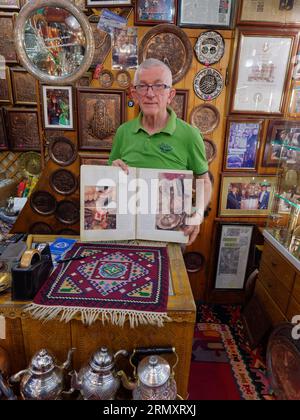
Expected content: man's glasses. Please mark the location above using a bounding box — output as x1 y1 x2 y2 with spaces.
134 83 171 95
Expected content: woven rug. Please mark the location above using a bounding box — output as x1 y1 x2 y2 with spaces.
25 243 170 327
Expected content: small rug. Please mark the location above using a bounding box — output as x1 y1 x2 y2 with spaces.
25 243 170 327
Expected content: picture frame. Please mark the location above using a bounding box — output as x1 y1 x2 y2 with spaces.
0 107 8 150
79 153 109 166
178 0 236 29
41 85 74 130
0 0 20 10
10 67 37 106
170 89 189 121
214 222 255 290
4 107 41 151
0 66 12 104
262 120 300 167
77 88 126 151
289 82 300 117
223 117 263 171
230 28 298 115
112 27 138 70
0 13 18 64
134 0 177 26
86 0 132 6
237 0 300 27
219 174 276 217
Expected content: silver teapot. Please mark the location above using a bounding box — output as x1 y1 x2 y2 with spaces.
71 347 128 400
10 348 75 400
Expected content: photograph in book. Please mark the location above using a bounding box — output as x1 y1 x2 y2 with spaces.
84 185 117 231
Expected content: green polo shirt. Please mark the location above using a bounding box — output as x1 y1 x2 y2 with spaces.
108 108 208 175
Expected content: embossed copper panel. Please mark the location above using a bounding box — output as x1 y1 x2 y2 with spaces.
138 24 193 84
190 103 220 134
90 21 111 68
0 108 8 150
0 13 17 64
203 139 217 164
29 222 54 234
30 191 57 215
5 108 41 151
48 137 77 166
193 68 224 101
50 169 78 195
55 200 79 224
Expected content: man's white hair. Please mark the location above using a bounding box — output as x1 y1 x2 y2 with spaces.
133 58 173 86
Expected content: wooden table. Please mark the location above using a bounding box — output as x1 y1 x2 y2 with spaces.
0 236 196 399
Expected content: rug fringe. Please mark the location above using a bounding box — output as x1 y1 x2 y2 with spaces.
23 303 172 328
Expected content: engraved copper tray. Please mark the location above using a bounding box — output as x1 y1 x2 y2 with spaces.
50 169 78 195
55 200 80 224
48 137 77 166
194 31 225 65
190 103 220 134
29 222 54 234
204 139 217 164
193 68 224 101
30 191 57 216
138 24 193 84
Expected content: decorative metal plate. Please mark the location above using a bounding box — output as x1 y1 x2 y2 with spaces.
57 228 78 235
29 222 54 234
194 31 225 65
98 69 114 88
116 70 131 88
48 137 77 166
55 200 80 224
183 252 205 273
138 24 193 84
50 169 78 195
19 151 41 176
190 104 220 134
30 191 57 216
203 139 217 164
193 68 224 101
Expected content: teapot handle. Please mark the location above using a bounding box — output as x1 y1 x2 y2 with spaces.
129 347 178 378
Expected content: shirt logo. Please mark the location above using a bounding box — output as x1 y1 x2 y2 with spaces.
159 143 173 153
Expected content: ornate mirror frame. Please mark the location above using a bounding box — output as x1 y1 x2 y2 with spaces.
14 0 95 85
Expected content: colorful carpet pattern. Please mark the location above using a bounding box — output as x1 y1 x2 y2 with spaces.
25 243 170 327
188 303 273 400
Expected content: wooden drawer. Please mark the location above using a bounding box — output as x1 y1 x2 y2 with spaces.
262 242 295 291
259 262 290 314
255 280 287 326
286 296 300 322
293 273 300 305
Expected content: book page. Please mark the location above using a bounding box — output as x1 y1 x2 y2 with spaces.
80 165 136 241
136 168 193 243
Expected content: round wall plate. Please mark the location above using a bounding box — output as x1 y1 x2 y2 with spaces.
183 252 205 273
55 200 80 224
48 137 77 166
190 103 220 134
193 68 224 101
50 169 78 195
116 70 131 88
30 191 57 216
29 222 54 234
203 139 217 164
98 69 114 88
194 31 225 65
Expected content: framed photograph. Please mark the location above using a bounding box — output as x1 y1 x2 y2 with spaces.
0 13 18 64
219 174 276 217
135 0 177 25
170 89 189 121
224 118 263 171
4 107 41 151
0 66 12 104
112 27 138 70
178 0 236 28
86 0 132 6
0 107 8 150
10 68 37 105
0 0 20 10
42 86 74 130
262 120 300 167
238 0 300 26
77 88 126 151
289 82 300 117
214 223 255 290
230 28 298 115
79 153 109 166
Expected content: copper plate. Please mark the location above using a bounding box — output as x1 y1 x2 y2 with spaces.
116 70 131 88
29 222 54 234
183 252 205 273
190 104 220 134
194 31 225 65
99 69 114 88
55 200 80 225
30 191 57 216
50 169 78 195
193 68 224 101
203 139 217 164
138 24 193 84
57 228 78 235
48 137 77 166
19 151 41 176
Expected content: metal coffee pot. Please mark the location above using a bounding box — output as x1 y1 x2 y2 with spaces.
119 347 179 400
71 347 128 400
10 348 75 400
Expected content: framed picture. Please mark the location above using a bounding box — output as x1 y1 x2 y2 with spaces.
289 82 300 117
170 89 189 121
214 222 255 290
42 86 74 130
230 28 298 115
0 66 12 104
134 0 177 25
237 0 300 26
224 118 263 171
0 0 20 10
10 68 37 105
178 0 236 28
0 107 8 150
112 27 138 70
4 107 41 151
219 174 276 217
77 88 126 151
86 0 132 6
262 120 300 167
79 153 109 166
0 13 18 64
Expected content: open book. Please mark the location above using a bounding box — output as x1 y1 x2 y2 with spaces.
80 165 194 243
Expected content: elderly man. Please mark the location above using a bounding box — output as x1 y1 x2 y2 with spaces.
108 58 212 245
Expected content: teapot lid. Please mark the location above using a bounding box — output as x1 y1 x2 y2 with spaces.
89 347 114 371
137 355 170 387
30 349 55 374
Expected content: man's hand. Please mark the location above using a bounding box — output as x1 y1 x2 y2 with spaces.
183 212 203 246
112 159 129 174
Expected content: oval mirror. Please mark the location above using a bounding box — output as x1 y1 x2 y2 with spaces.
14 0 95 85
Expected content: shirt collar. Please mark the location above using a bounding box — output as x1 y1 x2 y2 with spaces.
132 107 177 135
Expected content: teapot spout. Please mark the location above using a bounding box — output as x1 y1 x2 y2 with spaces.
117 370 136 391
59 347 76 371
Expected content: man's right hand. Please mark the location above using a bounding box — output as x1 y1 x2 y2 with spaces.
112 159 129 174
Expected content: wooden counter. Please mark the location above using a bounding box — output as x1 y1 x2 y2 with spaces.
0 237 196 399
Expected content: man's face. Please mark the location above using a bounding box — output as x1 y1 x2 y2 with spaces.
132 66 176 117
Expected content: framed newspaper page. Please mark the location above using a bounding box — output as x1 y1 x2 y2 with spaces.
178 0 236 28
